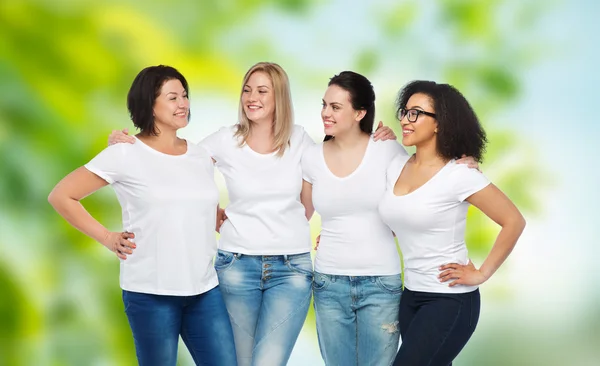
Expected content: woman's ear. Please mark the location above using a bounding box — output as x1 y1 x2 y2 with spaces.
355 109 367 122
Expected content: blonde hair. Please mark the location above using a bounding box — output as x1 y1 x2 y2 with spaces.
234 62 294 157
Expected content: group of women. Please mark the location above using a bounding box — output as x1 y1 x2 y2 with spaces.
48 61 525 366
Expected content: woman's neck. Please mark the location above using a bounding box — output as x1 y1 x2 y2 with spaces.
137 129 180 147
329 129 369 150
413 139 446 166
249 119 274 139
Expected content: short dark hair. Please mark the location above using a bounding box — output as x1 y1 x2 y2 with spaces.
396 80 487 162
324 71 375 142
127 65 189 136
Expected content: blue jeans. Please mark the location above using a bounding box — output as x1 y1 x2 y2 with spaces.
122 286 237 366
313 272 403 366
214 250 313 366
393 288 481 366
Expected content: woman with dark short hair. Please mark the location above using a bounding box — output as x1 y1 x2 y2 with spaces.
378 81 526 366
48 65 237 366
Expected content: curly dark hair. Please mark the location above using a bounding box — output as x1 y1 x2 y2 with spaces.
396 80 487 162
127 65 189 136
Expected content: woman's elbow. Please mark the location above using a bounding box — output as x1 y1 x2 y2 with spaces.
48 187 68 210
510 213 526 235
305 208 315 221
48 188 59 208
517 215 526 233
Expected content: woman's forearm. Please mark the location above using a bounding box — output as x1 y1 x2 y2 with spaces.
48 194 111 247
479 216 526 280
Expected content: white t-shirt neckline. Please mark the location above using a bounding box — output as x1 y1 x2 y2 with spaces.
303 139 407 276
391 155 455 198
320 136 374 181
133 135 190 158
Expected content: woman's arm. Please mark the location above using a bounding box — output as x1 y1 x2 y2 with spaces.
300 180 315 221
216 204 226 233
439 184 526 286
48 167 136 259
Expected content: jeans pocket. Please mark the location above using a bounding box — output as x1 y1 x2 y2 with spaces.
312 272 330 291
375 274 403 294
285 253 314 279
214 250 237 272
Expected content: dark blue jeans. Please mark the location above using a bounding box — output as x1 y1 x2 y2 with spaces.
393 288 480 366
122 286 237 366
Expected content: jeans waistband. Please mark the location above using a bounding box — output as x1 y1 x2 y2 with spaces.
231 252 310 262
315 271 400 283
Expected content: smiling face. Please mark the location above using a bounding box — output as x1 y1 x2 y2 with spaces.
152 78 189 132
400 92 438 147
321 84 366 137
241 71 275 124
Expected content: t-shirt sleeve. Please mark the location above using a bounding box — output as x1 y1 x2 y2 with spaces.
385 154 410 189
454 165 491 202
198 126 229 161
298 125 316 153
84 144 128 184
381 140 409 163
392 141 409 157
301 144 316 184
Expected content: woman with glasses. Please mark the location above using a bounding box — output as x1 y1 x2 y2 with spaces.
378 81 526 366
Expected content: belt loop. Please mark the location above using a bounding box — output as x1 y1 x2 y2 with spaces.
235 253 242 259
283 254 288 262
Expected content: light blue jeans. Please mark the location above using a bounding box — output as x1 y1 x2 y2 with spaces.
313 272 403 366
215 250 313 366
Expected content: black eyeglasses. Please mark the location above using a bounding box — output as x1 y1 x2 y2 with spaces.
398 108 436 122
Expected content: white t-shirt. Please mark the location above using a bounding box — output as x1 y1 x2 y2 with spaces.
84 137 219 296
302 138 407 275
378 155 490 293
200 125 314 255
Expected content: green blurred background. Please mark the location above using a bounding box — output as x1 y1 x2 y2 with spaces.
1 0 598 365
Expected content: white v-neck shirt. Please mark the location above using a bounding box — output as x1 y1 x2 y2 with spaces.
378 154 490 293
200 125 314 255
302 138 407 275
84 138 220 296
